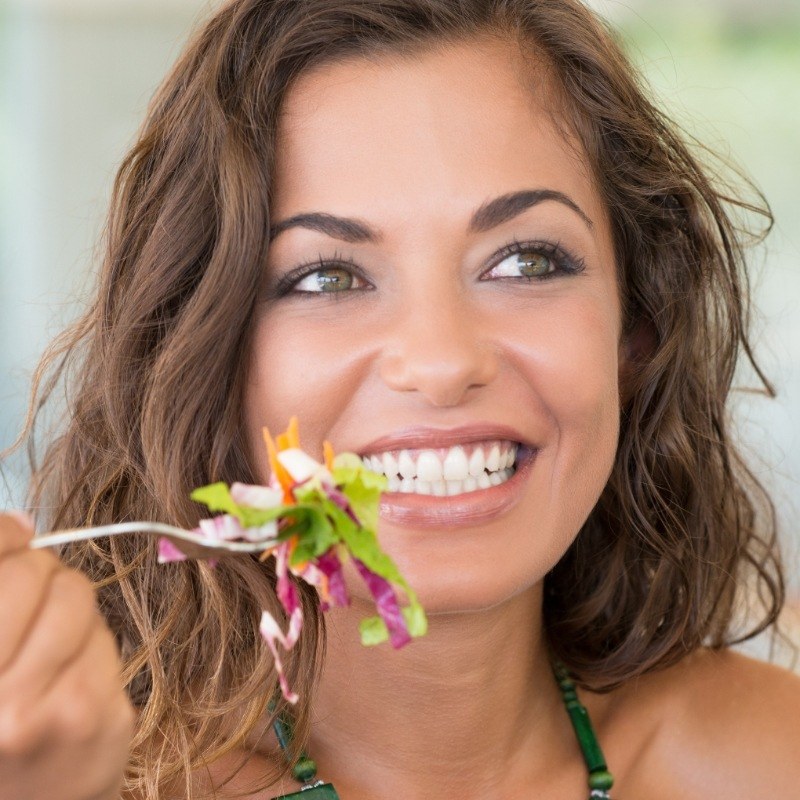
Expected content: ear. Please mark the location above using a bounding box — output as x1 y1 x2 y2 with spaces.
618 317 657 405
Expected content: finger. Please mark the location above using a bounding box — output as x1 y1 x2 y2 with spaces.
40 625 134 799
0 568 98 701
38 623 131 748
0 549 61 673
0 624 133 796
0 511 35 555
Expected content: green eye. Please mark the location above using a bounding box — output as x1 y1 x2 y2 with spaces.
481 239 585 283
517 252 554 278
296 267 355 292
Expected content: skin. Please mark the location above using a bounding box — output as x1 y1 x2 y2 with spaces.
0 513 134 800
238 36 800 800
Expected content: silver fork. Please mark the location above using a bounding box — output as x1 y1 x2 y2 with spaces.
29 522 279 555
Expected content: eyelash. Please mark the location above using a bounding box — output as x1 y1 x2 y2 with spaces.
270 237 586 299
484 237 586 282
271 250 368 301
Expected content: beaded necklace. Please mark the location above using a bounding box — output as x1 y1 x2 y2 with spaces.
270 661 614 800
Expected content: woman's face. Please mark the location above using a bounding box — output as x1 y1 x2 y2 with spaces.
244 37 625 612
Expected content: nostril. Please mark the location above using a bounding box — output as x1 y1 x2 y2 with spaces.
378 333 499 408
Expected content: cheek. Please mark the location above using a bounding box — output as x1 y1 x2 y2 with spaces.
244 314 330 481
541 319 620 443
505 292 621 416
243 309 347 479
505 296 621 512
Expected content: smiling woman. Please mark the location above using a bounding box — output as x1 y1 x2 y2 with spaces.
246 39 626 639
2 1 799 799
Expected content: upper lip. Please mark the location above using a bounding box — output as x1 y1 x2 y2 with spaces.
356 423 536 456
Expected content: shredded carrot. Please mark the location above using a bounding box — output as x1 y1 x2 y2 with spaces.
279 535 308 572
262 426 295 499
286 416 300 449
323 440 335 471
319 573 330 601
262 425 279 468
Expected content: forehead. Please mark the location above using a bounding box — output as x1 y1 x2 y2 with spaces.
271 36 602 240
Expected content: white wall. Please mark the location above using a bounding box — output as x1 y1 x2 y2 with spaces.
0 1 202 499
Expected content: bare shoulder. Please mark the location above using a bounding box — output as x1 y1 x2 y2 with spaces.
614 648 800 799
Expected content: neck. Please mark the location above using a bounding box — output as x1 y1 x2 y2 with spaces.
306 584 575 798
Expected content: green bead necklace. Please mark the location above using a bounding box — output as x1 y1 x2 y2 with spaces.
553 661 614 799
269 661 614 799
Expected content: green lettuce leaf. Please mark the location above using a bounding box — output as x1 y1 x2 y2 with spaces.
191 482 288 528
359 604 429 646
320 496 427 641
285 506 337 565
331 454 388 532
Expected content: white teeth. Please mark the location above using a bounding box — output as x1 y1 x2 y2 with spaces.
467 447 485 477
382 451 399 477
384 466 516 495
485 443 501 472
431 480 447 496
416 451 443 482
364 442 519 478
442 446 469 480
363 441 522 495
398 450 416 479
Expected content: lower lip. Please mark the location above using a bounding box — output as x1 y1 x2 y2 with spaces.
377 445 538 528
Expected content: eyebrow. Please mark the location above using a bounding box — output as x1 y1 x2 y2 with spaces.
268 188 594 244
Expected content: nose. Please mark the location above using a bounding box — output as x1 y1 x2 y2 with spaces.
378 292 499 407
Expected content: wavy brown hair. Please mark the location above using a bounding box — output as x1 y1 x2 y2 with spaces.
12 0 785 796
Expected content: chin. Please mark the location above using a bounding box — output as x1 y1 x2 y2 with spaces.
341 540 552 618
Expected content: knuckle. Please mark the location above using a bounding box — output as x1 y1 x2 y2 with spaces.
0 703 44 757
30 547 61 572
2 551 45 589
54 567 98 610
0 550 59 598
99 626 125 667
56 687 100 743
0 513 33 553
112 697 137 741
95 618 119 646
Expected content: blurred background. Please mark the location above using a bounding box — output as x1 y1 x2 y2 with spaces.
1 0 798 658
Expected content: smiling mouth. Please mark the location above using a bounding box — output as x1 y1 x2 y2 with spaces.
360 439 521 497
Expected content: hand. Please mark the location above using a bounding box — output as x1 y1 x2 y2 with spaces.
0 513 135 800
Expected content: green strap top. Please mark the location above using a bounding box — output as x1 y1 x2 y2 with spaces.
270 661 614 800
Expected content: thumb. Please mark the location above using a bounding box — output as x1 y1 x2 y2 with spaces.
0 510 36 553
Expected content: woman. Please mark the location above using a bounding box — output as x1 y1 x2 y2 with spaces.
1 0 798 798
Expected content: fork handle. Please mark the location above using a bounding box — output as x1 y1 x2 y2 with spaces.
28 522 199 549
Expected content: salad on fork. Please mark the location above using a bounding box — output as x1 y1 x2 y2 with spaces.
158 416 428 703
